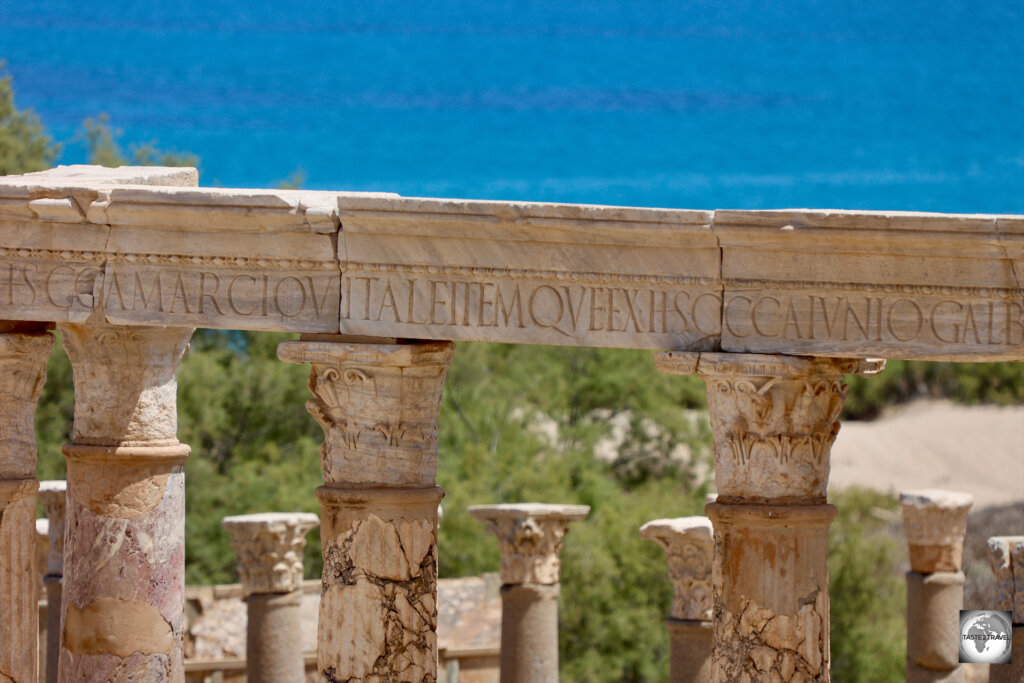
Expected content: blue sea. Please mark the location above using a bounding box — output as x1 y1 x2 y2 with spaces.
1 0 1021 213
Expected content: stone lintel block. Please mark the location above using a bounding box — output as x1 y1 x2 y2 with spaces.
900 489 973 573
278 338 454 488
988 536 1024 623
656 352 883 504
222 512 319 597
639 516 713 620
469 503 589 586
38 479 67 576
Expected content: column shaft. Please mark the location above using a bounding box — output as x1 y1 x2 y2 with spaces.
57 323 192 682
499 584 559 682
39 480 67 683
247 592 304 683
279 338 454 683
0 330 53 683
656 352 882 683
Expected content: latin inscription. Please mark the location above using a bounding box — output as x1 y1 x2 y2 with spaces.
724 292 1024 348
340 274 722 341
0 261 339 331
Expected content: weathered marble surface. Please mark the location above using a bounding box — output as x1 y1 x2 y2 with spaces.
1 165 1021 360
222 512 318 597
640 517 714 621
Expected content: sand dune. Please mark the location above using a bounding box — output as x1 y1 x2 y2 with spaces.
830 399 1024 506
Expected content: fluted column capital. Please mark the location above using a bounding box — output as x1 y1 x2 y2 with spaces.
900 489 973 573
470 503 589 585
278 338 454 487
655 351 884 504
988 536 1024 623
222 512 319 597
38 480 68 576
640 516 713 620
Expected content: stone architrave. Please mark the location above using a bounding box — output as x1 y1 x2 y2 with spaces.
222 512 319 683
57 322 193 681
900 489 973 683
278 337 454 682
656 351 884 683
640 517 714 683
988 536 1024 683
0 328 53 683
469 503 589 683
38 480 67 683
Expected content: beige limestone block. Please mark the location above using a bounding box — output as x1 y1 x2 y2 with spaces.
639 516 714 621
900 489 973 573
317 486 442 683
988 536 1024 623
222 512 318 596
469 503 589 586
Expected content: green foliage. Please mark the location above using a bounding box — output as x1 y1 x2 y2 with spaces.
828 488 906 683
0 63 61 175
276 167 307 189
79 113 199 169
844 359 1024 420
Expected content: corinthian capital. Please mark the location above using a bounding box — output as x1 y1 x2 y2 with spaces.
900 489 973 573
655 352 884 504
988 536 1024 623
469 503 589 585
640 517 713 620
222 512 319 596
0 331 54 480
278 339 454 487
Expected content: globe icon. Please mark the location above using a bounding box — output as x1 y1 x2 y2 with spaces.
959 611 1012 664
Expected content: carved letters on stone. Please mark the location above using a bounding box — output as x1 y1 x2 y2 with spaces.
469 504 590 586
639 517 714 621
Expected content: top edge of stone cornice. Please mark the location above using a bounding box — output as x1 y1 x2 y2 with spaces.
0 165 199 187
468 503 591 521
714 208 1024 232
899 489 974 510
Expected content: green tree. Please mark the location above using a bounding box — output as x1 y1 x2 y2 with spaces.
0 63 61 175
79 112 199 168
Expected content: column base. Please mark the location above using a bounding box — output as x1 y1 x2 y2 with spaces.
315 485 444 683
666 618 712 683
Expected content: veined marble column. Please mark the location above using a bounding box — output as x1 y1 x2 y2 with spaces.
900 489 972 683
57 323 193 681
222 512 319 683
0 328 53 683
469 503 589 683
278 337 454 682
39 480 67 683
655 352 883 683
640 517 714 683
988 536 1024 682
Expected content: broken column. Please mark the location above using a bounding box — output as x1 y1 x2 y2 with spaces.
0 327 53 683
900 489 972 683
988 536 1024 682
58 323 193 681
222 512 319 683
278 337 454 682
640 517 714 683
469 503 590 683
656 351 883 683
38 480 67 683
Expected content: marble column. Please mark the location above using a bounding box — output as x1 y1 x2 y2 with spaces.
38 480 67 683
900 489 972 683
222 512 319 683
655 352 883 683
987 536 1024 682
0 328 53 683
469 503 590 683
278 337 454 682
57 322 193 681
640 516 714 683
36 518 49 682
